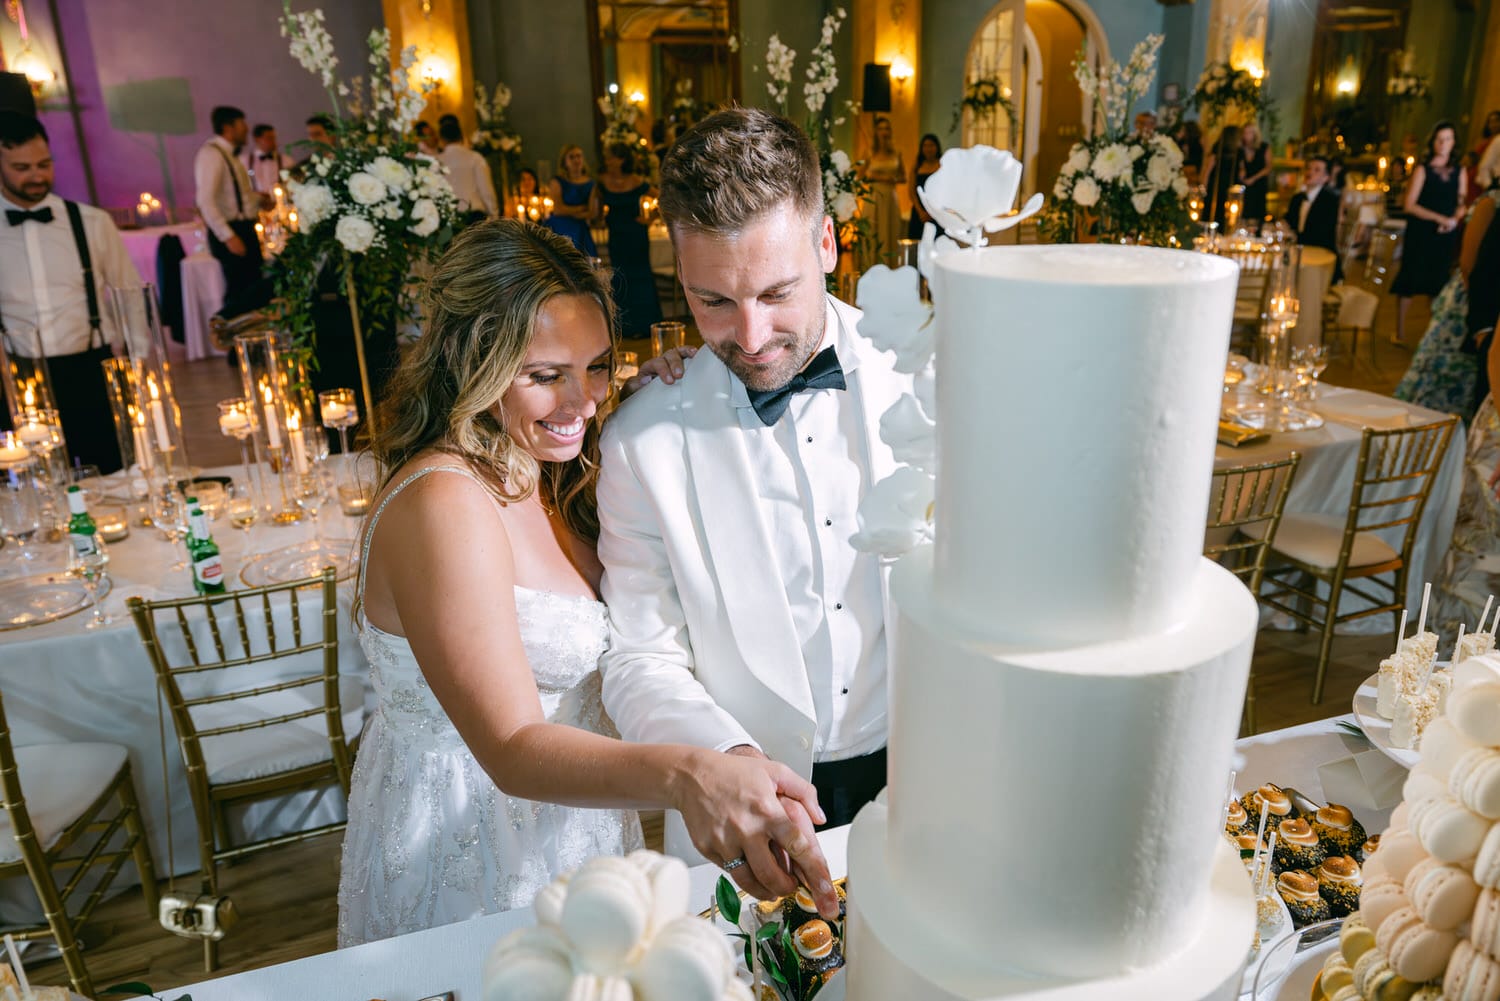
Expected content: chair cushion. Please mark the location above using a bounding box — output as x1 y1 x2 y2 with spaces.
1246 512 1399 570
0 743 128 864
195 674 365 785
1337 286 1380 328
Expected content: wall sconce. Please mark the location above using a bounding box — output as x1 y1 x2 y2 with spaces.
1334 56 1359 98
890 57 914 88
12 40 56 96
420 57 450 91
628 89 645 105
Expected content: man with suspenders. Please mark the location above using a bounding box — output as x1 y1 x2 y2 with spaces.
194 105 269 311
0 111 144 473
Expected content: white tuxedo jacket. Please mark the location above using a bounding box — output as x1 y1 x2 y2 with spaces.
597 296 908 859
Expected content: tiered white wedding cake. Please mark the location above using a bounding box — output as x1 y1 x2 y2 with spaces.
845 243 1259 999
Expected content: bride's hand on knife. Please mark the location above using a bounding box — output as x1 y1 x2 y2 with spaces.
670 747 840 919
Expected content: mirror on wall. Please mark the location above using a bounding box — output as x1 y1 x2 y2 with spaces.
587 0 739 157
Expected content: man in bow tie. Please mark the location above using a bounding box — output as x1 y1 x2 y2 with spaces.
0 112 144 472
241 124 292 194
194 106 266 313
598 108 910 894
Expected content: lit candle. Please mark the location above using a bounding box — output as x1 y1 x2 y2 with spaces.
130 408 154 471
1377 156 1389 183
15 421 49 445
219 409 250 435
321 400 349 424
0 441 29 465
146 377 172 449
95 505 129 542
261 384 282 449
21 384 37 420
286 410 309 474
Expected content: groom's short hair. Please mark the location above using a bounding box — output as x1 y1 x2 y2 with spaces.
658 107 823 239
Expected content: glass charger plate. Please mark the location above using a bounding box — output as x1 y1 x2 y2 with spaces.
1251 917 1342 1000
0 572 114 631
239 539 356 588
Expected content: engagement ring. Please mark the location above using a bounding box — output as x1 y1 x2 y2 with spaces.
721 856 747 871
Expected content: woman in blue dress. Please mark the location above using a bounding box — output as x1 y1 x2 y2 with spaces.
546 144 598 256
592 142 662 338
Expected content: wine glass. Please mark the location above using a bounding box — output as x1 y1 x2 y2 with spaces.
294 471 331 541
150 489 192 572
1305 344 1330 398
69 537 111 629
226 483 259 554
0 468 43 561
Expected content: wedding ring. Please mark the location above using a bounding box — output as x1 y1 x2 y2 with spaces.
721 856 747 872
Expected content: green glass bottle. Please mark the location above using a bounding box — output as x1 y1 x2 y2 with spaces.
187 504 226 594
65 485 99 556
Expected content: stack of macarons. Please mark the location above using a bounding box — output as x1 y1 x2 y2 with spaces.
1315 653 1500 999
482 850 754 1001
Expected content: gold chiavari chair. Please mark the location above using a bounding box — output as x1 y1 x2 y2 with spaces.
1362 228 1402 295
1204 453 1302 735
127 567 359 971
1216 241 1279 355
1255 417 1458 703
0 689 158 997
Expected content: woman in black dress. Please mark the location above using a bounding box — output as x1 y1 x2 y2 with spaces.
1240 123 1271 231
1202 125 1244 228
1393 121 1469 345
1176 120 1205 187
592 142 662 339
907 133 944 239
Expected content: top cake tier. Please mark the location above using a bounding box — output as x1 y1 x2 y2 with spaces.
929 245 1239 647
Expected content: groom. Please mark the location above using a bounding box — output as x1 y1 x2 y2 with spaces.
597 108 909 892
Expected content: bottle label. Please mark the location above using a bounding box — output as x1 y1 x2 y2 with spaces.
194 555 225 588
70 532 98 556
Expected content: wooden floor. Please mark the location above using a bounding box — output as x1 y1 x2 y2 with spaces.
25 285 1435 994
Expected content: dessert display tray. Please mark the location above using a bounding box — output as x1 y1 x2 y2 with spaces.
0 572 113 631
1250 918 1341 1000
1351 673 1421 770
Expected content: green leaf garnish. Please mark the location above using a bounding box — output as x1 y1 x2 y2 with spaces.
716 875 741 925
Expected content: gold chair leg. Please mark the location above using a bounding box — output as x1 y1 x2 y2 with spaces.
1243 674 1258 736
204 934 218 973
1312 573 1346 704
117 763 161 918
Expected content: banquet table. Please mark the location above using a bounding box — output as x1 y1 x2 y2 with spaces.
180 252 229 360
119 222 205 289
171 717 1385 1000
1218 383 1465 632
0 466 369 924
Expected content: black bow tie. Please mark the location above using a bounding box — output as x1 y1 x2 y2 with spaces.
746 345 846 426
6 206 52 226
257 152 275 160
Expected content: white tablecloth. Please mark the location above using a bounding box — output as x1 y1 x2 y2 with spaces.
119 223 205 289
1219 384 1465 631
1295 246 1337 348
180 252 228 361
0 465 369 923
173 717 1388 999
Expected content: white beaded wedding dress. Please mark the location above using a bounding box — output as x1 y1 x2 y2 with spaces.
337 465 643 948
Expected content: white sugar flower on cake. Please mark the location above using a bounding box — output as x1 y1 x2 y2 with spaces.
483 851 751 1001
852 145 1040 559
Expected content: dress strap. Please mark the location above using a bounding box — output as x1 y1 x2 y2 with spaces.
354 464 502 625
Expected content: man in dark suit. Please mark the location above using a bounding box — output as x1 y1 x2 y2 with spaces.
1285 156 1343 279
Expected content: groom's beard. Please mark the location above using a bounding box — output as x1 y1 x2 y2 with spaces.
711 311 825 392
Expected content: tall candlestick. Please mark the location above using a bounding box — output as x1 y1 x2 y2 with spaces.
261 385 282 449
287 411 309 474
132 424 154 470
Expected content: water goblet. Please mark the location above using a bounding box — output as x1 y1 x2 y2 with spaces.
1305 344 1330 397
226 483 259 552
69 537 111 629
0 468 43 561
150 489 192 572
217 398 263 502
294 471 332 541
318 389 360 459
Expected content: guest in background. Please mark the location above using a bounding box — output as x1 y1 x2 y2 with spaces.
1202 124 1244 227
1394 179 1500 420
1239 123 1271 229
1175 120 1204 187
1392 121 1467 346
511 166 540 218
305 113 336 149
414 120 440 158
861 116 905 266
546 143 597 256
242 124 291 193
1132 110 1157 140
1473 111 1500 192
194 105 266 318
907 133 942 240
1284 156 1342 280
592 143 661 339
436 118 499 222
1328 156 1347 191
0 112 144 473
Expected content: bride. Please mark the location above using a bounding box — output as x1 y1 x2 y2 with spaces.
338 219 833 947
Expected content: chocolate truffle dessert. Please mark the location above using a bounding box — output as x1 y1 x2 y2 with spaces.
1273 818 1328 874
1317 855 1363 916
1312 804 1367 859
1278 870 1332 926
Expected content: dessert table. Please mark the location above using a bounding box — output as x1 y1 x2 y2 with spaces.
0 467 369 924
170 717 1382 1000
1217 383 1465 630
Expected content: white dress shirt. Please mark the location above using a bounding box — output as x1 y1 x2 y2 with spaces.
242 149 291 193
437 145 500 218
728 301 888 760
1298 183 1323 233
194 135 255 241
0 191 145 356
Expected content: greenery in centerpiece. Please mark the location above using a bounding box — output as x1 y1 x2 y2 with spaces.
714 876 834 1001
1042 35 1192 247
471 81 525 197
948 71 1018 136
272 3 460 357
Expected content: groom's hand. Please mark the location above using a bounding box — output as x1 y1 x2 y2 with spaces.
724 743 766 759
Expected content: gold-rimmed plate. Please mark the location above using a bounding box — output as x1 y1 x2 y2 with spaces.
0 572 113 631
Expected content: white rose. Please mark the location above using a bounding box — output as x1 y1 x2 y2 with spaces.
369 156 411 193
830 149 851 174
918 145 1042 239
314 160 330 177
880 394 937 473
856 264 934 374
347 171 387 206
1072 175 1101 207
1090 144 1132 183
1146 155 1175 191
335 213 377 253
1131 189 1156 215
1129 145 1144 160
409 198 440 237
1172 175 1189 197
499 136 517 152
1053 175 1073 199
289 181 335 227
1066 145 1092 173
1153 135 1185 168
850 467 936 558
378 200 402 220
832 190 858 222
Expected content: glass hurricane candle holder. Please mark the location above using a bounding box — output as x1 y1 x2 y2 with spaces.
318 388 359 459
217 398 267 504
109 284 189 484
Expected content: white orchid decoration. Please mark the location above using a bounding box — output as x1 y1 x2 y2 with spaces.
851 145 1040 559
917 146 1043 249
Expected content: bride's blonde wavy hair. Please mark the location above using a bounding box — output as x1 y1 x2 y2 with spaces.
372 219 617 540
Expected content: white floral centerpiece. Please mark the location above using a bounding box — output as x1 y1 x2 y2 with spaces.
850 147 1041 556
1190 61 1273 133
596 90 658 179
274 3 460 415
1042 35 1191 247
1386 51 1431 106
472 81 525 196
762 8 871 248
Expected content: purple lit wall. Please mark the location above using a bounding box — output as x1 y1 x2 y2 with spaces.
3 0 382 214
